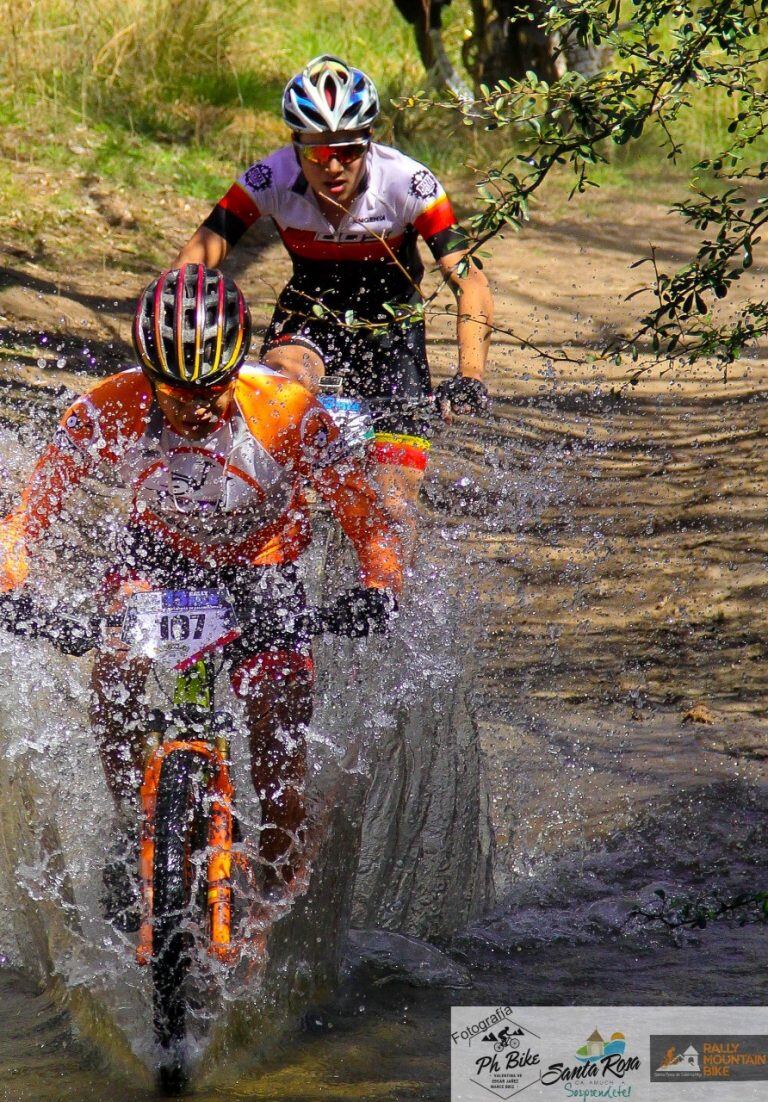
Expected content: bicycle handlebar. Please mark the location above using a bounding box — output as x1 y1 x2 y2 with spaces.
0 587 392 658
0 591 101 657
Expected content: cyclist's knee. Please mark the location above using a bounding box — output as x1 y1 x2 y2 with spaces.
263 341 324 391
230 649 313 702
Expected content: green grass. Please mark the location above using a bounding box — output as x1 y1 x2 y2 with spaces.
1 0 766 245
0 0 484 220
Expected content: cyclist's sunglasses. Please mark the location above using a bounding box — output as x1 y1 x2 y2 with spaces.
295 140 370 167
152 377 232 400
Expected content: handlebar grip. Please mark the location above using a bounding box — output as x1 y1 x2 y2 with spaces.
303 587 398 638
0 591 100 657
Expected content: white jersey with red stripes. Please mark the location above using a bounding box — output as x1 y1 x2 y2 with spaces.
226 142 457 261
203 143 464 322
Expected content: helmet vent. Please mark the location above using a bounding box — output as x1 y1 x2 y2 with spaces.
282 54 379 133
132 266 251 386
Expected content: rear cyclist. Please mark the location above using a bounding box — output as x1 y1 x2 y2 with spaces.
0 265 403 926
174 54 494 555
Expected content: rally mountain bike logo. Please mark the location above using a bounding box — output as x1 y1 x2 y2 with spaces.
657 1042 700 1073
650 1035 768 1083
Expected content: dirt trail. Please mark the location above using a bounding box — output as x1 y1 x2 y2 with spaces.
2 187 768 914
425 196 768 902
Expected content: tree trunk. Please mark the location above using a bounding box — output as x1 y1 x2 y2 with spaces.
406 1 608 90
477 1 565 85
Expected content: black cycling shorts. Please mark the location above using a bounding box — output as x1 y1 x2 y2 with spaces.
261 297 434 439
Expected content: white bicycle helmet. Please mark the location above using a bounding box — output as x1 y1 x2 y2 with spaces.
282 55 380 134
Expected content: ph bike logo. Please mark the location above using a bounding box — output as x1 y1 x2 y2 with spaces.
471 1017 542 1100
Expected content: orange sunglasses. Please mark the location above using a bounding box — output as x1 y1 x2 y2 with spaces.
153 378 232 400
295 140 370 167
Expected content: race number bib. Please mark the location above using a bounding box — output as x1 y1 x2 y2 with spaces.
121 589 240 669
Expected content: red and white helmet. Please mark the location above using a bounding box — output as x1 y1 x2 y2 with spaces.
133 266 251 387
282 55 380 134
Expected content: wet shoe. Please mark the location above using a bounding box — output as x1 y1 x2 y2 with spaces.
101 819 140 933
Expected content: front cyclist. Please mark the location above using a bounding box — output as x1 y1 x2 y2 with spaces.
0 265 402 928
174 54 494 556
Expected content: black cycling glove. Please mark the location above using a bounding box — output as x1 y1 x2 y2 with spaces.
434 375 491 415
0 590 97 656
308 586 398 638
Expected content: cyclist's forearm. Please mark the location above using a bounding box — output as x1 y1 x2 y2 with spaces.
18 445 92 540
173 227 230 269
455 277 493 381
314 469 404 594
353 533 404 594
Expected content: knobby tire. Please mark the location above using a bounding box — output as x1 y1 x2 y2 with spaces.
152 748 207 1083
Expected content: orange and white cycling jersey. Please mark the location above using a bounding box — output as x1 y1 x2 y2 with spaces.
2 363 402 592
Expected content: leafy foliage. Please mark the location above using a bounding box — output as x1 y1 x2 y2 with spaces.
632 885 768 931
405 1 768 368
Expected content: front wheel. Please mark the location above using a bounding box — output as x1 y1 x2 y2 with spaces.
151 749 207 1085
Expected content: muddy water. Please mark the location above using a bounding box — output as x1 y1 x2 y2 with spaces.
0 968 452 1101
0 358 767 1099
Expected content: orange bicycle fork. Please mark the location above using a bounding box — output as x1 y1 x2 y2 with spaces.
136 737 236 966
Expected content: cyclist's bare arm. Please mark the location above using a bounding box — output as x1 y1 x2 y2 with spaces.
438 247 494 381
314 463 404 595
174 226 230 269
262 342 325 392
291 405 404 595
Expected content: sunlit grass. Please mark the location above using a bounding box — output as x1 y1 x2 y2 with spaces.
1 0 765 240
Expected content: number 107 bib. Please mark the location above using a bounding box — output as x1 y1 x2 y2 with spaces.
121 589 240 669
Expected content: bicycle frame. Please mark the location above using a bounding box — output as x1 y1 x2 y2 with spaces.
136 657 237 966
